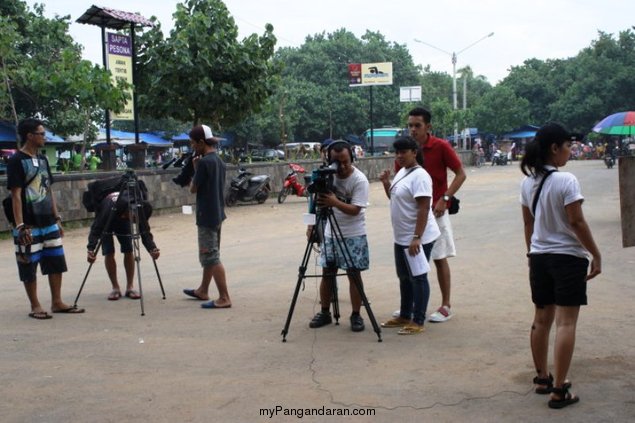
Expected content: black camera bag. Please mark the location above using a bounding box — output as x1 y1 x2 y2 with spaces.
448 196 460 215
82 175 148 213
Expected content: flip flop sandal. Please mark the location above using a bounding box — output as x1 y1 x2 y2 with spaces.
397 324 425 335
125 290 141 300
28 311 52 320
108 290 122 301
53 307 85 314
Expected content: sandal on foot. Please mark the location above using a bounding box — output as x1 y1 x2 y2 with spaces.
125 290 141 300
108 290 122 301
533 373 553 394
28 311 52 320
398 323 425 335
548 383 580 409
52 306 85 314
381 317 410 328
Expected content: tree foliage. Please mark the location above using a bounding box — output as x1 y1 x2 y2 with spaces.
0 0 129 147
500 29 635 133
135 0 279 129
229 28 423 145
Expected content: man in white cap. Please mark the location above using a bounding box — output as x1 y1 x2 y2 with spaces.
182 125 232 309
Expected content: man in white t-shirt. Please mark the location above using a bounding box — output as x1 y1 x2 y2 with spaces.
306 141 370 332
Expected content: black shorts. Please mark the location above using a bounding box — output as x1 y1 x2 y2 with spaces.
101 219 133 256
529 254 588 307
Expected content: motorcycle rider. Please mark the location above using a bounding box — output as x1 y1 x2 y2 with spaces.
306 140 370 332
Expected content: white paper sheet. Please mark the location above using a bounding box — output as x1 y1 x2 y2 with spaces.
403 247 430 276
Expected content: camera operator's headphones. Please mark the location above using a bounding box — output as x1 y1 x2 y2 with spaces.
327 140 354 163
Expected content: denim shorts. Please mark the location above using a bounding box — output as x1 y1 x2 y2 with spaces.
529 253 588 306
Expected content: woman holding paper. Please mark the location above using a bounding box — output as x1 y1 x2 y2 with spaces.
379 137 440 334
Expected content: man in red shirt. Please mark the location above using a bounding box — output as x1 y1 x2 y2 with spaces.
406 107 466 322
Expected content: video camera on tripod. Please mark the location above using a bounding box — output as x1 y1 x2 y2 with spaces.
306 162 337 195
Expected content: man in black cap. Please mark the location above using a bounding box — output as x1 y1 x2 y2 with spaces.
182 124 232 309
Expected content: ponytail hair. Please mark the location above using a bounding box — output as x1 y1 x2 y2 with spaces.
520 122 571 177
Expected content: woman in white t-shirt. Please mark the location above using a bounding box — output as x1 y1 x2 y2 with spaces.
520 123 601 409
379 137 440 335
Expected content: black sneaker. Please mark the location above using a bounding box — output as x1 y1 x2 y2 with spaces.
350 314 365 332
309 311 332 328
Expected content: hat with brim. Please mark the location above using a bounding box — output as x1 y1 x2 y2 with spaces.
189 124 221 145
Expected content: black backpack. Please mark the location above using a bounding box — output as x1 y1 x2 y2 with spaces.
82 175 148 213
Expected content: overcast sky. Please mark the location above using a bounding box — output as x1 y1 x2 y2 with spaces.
27 0 635 84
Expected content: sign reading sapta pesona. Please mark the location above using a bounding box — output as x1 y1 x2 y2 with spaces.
348 62 393 87
107 32 134 120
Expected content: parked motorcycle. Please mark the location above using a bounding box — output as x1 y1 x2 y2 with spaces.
278 163 308 203
225 168 272 207
491 149 508 166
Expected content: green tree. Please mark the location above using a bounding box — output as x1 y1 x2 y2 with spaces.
232 28 423 145
1 0 129 150
135 0 280 129
472 85 530 135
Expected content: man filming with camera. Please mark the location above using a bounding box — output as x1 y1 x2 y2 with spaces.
306 140 370 332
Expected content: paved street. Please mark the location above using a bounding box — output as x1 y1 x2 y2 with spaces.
0 160 633 422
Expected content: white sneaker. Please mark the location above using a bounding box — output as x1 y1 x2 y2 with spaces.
428 306 453 323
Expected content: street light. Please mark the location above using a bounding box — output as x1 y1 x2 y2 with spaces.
413 32 494 149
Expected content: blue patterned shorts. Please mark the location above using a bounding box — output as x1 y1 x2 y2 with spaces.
319 235 369 271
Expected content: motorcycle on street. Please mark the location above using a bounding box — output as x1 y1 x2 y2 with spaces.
604 147 619 169
278 163 308 203
225 168 272 207
491 149 509 166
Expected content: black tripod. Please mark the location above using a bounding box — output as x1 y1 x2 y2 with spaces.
73 171 166 316
281 204 382 342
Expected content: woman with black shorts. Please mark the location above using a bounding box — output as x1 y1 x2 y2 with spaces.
520 123 602 409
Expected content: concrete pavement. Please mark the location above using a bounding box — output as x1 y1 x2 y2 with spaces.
0 160 633 422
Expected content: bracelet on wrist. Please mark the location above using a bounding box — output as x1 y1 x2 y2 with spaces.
16 223 25 230
412 234 421 239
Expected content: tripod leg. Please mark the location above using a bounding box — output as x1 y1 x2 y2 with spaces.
326 210 382 341
74 237 104 307
282 226 319 342
330 273 340 325
132 236 144 316
349 271 382 342
152 259 166 300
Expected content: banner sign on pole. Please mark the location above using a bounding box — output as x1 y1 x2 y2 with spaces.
348 62 393 87
400 86 422 102
107 32 134 120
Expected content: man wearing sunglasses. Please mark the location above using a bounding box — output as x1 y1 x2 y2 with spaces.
7 118 85 320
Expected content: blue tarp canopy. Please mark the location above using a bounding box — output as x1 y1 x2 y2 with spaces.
503 124 539 139
97 129 172 147
0 121 67 148
447 128 479 142
172 132 232 147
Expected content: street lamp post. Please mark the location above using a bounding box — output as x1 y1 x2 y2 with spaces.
414 32 494 150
